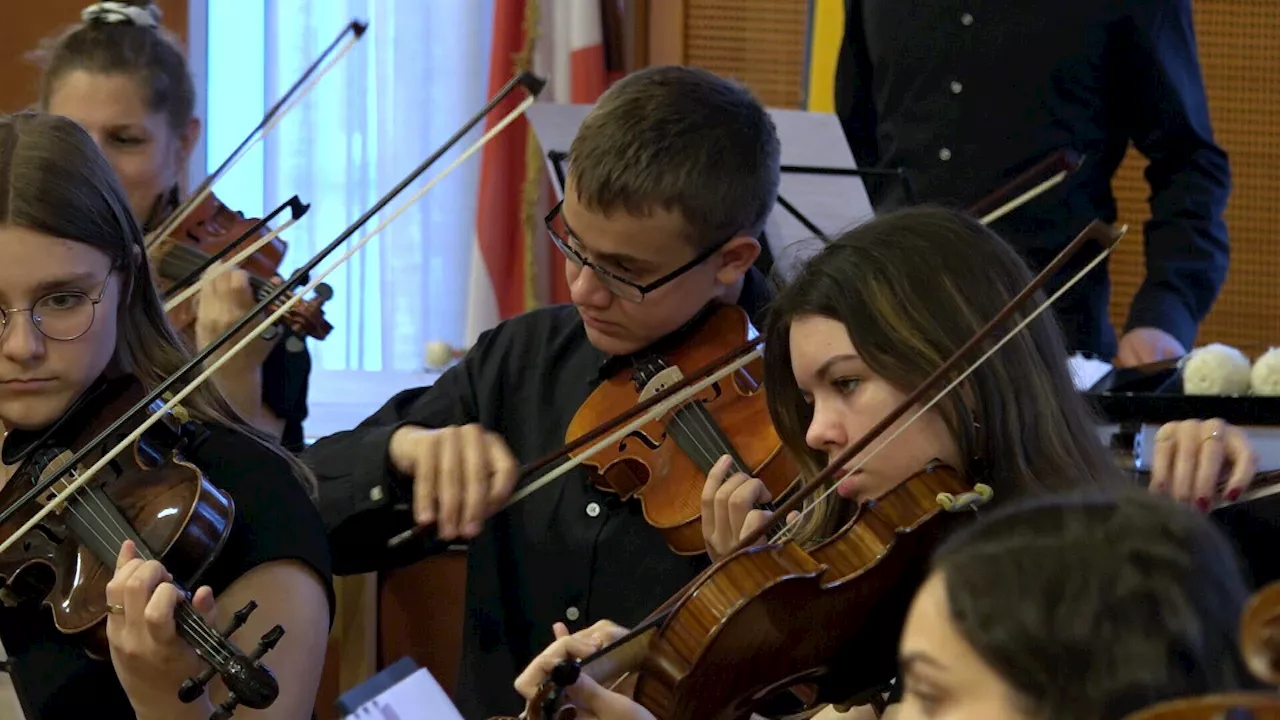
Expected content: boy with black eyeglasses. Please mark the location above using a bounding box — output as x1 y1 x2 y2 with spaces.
305 65 780 720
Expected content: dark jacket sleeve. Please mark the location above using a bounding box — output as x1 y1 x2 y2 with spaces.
1118 0 1230 349
302 332 491 575
833 0 879 170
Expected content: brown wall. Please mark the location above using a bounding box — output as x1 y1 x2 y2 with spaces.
2 1 189 113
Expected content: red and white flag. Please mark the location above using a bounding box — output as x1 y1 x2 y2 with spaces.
465 0 611 345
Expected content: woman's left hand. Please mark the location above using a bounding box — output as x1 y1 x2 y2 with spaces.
106 539 218 718
193 264 276 368
1149 418 1258 510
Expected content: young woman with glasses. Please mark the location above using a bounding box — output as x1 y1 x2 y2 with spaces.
0 110 333 720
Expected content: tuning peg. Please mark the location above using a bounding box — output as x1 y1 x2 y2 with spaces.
179 601 260 704
209 625 285 720
424 340 467 370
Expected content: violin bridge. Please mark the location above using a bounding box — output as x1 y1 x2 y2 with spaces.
637 366 686 403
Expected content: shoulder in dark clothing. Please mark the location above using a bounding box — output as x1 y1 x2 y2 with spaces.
261 328 312 452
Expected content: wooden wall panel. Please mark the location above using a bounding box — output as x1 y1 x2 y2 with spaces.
1108 2 1280 355
648 0 810 108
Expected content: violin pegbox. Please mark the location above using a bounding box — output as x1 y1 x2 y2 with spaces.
178 598 287 719
936 483 994 513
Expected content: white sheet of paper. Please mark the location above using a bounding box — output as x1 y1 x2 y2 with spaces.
526 102 873 280
342 667 464 720
1068 353 1113 392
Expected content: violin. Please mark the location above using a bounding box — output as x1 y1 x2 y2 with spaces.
566 304 801 555
506 219 1125 720
0 375 283 716
388 309 775 551
1119 580 1280 719
149 191 334 344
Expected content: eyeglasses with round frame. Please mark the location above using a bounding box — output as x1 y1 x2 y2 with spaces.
0 275 113 342
545 200 734 303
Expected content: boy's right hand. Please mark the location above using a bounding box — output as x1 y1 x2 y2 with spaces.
388 424 519 539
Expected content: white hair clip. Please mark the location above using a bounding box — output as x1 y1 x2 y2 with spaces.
81 1 161 29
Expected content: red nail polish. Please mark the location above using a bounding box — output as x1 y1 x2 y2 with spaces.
1196 497 1210 512
1226 488 1242 502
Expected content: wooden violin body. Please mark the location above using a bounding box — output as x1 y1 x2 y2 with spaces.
533 465 991 720
150 192 333 341
0 377 232 643
566 305 800 554
0 376 281 712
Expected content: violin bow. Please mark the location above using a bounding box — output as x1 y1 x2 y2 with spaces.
0 71 548 555
144 20 368 251
966 148 1084 224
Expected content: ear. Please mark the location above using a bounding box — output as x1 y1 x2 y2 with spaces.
713 235 761 285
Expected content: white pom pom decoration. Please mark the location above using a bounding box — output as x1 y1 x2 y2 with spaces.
1250 347 1280 396
1181 343 1252 396
424 340 455 370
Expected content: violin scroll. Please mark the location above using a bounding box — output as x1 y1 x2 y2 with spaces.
178 599 285 713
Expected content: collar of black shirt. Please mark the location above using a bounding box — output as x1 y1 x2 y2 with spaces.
591 266 773 382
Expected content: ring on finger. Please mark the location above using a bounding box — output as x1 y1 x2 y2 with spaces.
1201 429 1222 444
107 603 124 615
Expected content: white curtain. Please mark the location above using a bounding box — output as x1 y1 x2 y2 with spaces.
205 0 494 375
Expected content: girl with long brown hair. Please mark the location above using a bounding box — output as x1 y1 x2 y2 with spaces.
511 206 1261 719
0 110 331 719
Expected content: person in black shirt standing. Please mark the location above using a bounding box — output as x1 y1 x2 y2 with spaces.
834 0 1230 365
305 66 780 719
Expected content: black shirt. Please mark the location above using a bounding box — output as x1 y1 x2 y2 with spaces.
834 0 1230 359
0 423 334 719
306 269 771 719
262 328 312 453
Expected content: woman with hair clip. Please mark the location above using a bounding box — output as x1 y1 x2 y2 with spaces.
30 0 312 451
0 111 331 718
510 206 1264 720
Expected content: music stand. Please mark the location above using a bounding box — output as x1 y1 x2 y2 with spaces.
527 104 880 281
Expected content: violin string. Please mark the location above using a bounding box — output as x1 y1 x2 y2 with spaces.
767 241 1117 545
0 93 539 557
48 472 232 662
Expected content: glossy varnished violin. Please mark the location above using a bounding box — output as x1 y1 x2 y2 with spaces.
502 219 1125 720
149 190 334 345
565 304 800 555
0 375 282 716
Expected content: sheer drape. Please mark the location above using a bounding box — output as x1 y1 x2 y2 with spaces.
206 0 494 376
